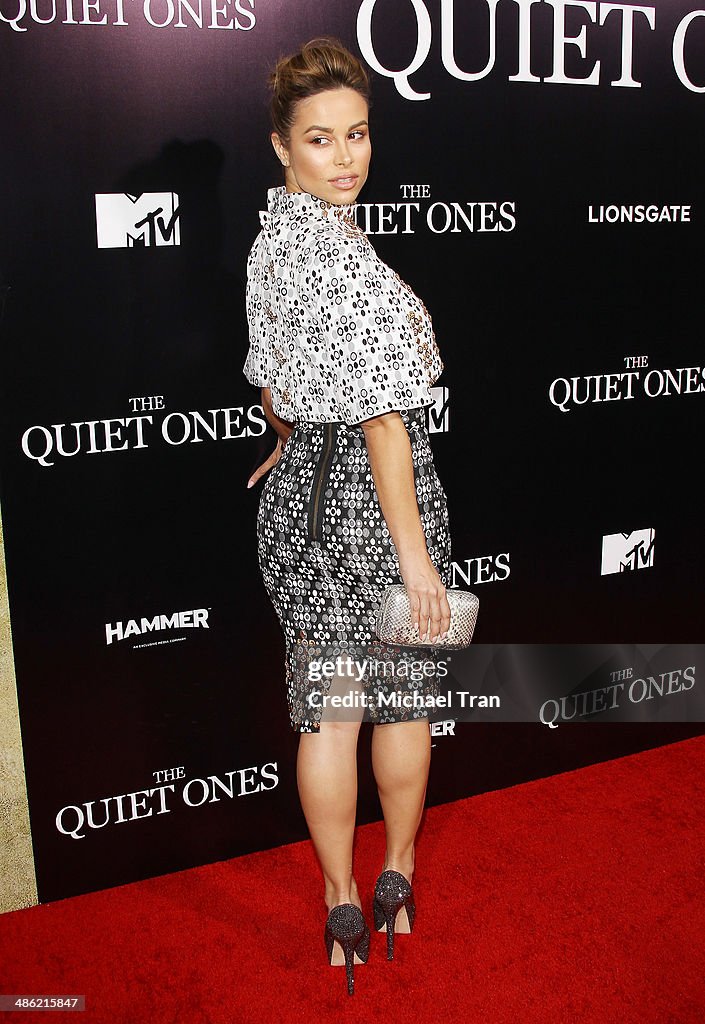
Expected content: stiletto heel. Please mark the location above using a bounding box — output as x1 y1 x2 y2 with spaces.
373 869 416 960
324 903 370 995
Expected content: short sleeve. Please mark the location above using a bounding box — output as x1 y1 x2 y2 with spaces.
296 231 443 426
243 234 273 387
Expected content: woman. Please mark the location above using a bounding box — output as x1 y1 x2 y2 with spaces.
243 37 452 995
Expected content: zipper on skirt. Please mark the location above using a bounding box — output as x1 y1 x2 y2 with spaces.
308 422 336 542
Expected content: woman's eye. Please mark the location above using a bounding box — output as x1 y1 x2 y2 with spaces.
311 132 366 145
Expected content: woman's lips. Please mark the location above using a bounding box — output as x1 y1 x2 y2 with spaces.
329 175 358 190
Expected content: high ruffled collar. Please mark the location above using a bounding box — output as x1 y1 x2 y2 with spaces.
260 185 358 230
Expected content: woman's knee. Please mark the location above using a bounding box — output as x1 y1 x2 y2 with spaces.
318 719 362 743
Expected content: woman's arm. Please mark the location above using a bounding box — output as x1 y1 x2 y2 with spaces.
261 387 295 446
361 411 450 643
246 388 295 490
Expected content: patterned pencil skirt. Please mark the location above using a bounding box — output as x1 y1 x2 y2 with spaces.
256 406 452 733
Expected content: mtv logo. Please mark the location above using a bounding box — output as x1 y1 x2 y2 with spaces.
95 192 180 248
601 528 655 574
428 386 449 433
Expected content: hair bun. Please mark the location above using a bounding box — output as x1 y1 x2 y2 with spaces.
268 37 371 150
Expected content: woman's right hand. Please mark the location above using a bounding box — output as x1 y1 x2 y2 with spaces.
246 436 286 489
398 552 451 643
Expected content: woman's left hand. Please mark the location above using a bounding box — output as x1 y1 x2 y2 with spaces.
246 436 287 489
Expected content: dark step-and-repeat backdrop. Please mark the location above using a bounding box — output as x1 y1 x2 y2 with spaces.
1 1 704 905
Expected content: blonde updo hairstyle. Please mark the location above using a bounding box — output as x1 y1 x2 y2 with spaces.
268 36 372 153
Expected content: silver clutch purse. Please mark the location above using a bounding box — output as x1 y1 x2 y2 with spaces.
374 584 479 650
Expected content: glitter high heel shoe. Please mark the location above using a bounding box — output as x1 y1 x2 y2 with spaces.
324 903 371 995
373 869 416 960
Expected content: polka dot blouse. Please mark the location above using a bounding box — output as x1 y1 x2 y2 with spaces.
243 185 444 426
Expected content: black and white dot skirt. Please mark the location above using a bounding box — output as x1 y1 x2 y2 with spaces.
256 406 452 733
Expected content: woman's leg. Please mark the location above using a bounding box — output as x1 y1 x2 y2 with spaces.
371 719 431 883
297 718 363 911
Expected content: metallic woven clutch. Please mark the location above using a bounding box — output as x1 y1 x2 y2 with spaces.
374 584 479 650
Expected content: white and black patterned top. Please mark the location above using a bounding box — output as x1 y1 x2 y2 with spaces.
243 185 444 426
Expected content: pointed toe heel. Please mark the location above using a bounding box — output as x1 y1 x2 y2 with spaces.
372 869 416 961
324 903 370 995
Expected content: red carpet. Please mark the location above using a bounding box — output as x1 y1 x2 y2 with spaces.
2 736 704 1023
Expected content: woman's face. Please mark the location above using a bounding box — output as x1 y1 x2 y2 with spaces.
271 87 371 205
